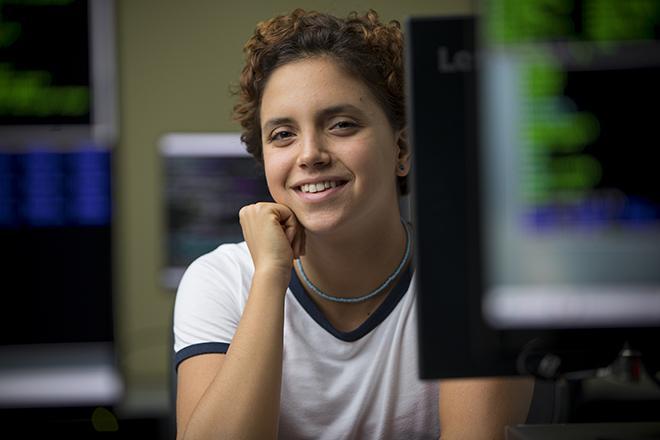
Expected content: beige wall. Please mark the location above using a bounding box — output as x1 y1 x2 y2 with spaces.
115 0 475 412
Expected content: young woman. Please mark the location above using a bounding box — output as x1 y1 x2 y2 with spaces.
173 9 533 439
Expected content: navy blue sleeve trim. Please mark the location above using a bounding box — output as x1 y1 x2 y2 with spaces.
175 342 230 371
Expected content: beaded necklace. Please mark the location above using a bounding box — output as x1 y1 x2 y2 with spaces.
295 219 411 304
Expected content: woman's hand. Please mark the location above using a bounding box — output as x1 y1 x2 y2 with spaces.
239 202 305 275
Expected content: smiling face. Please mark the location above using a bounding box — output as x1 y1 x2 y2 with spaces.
260 56 407 235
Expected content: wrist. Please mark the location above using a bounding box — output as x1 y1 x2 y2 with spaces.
252 265 292 290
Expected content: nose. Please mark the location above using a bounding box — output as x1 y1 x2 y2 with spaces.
296 131 331 169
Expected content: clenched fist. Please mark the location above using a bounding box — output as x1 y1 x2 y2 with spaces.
239 202 306 276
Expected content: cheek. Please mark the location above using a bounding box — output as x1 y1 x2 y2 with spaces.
356 138 398 181
263 151 292 200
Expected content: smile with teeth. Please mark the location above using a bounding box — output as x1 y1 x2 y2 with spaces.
299 181 343 193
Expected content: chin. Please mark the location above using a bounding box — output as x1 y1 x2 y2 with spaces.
296 210 346 235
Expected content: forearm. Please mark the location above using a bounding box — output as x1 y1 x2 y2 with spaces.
181 269 289 439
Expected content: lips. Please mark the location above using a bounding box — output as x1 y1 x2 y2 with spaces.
300 180 344 193
292 176 349 192
291 177 349 199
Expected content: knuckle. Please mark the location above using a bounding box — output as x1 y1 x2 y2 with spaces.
238 204 253 219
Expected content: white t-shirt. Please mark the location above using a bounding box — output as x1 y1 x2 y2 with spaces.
174 241 439 439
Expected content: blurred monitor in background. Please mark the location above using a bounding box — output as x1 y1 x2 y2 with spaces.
0 0 121 412
0 0 117 146
159 133 272 290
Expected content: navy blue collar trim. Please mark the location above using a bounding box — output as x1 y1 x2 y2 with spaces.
288 263 414 342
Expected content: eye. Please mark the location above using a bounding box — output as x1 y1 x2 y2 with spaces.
269 129 295 143
330 120 359 131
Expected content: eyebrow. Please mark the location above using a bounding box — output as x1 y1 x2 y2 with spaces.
261 104 366 133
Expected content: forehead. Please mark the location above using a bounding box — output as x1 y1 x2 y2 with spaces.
260 57 382 121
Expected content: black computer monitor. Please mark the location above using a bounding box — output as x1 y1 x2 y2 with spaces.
0 0 121 409
406 8 660 382
0 0 118 147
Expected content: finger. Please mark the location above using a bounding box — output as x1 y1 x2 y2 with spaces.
275 204 296 229
271 204 299 243
292 231 300 259
293 226 305 258
284 222 296 245
290 213 304 257
297 227 306 257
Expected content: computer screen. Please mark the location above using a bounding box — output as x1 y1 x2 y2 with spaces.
0 147 113 345
479 0 660 332
407 5 660 382
159 133 272 290
0 0 117 146
0 0 121 408
0 0 89 126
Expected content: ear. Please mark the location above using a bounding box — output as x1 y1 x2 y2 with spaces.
394 127 411 177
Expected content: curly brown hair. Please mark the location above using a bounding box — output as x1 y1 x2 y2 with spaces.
232 8 408 194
